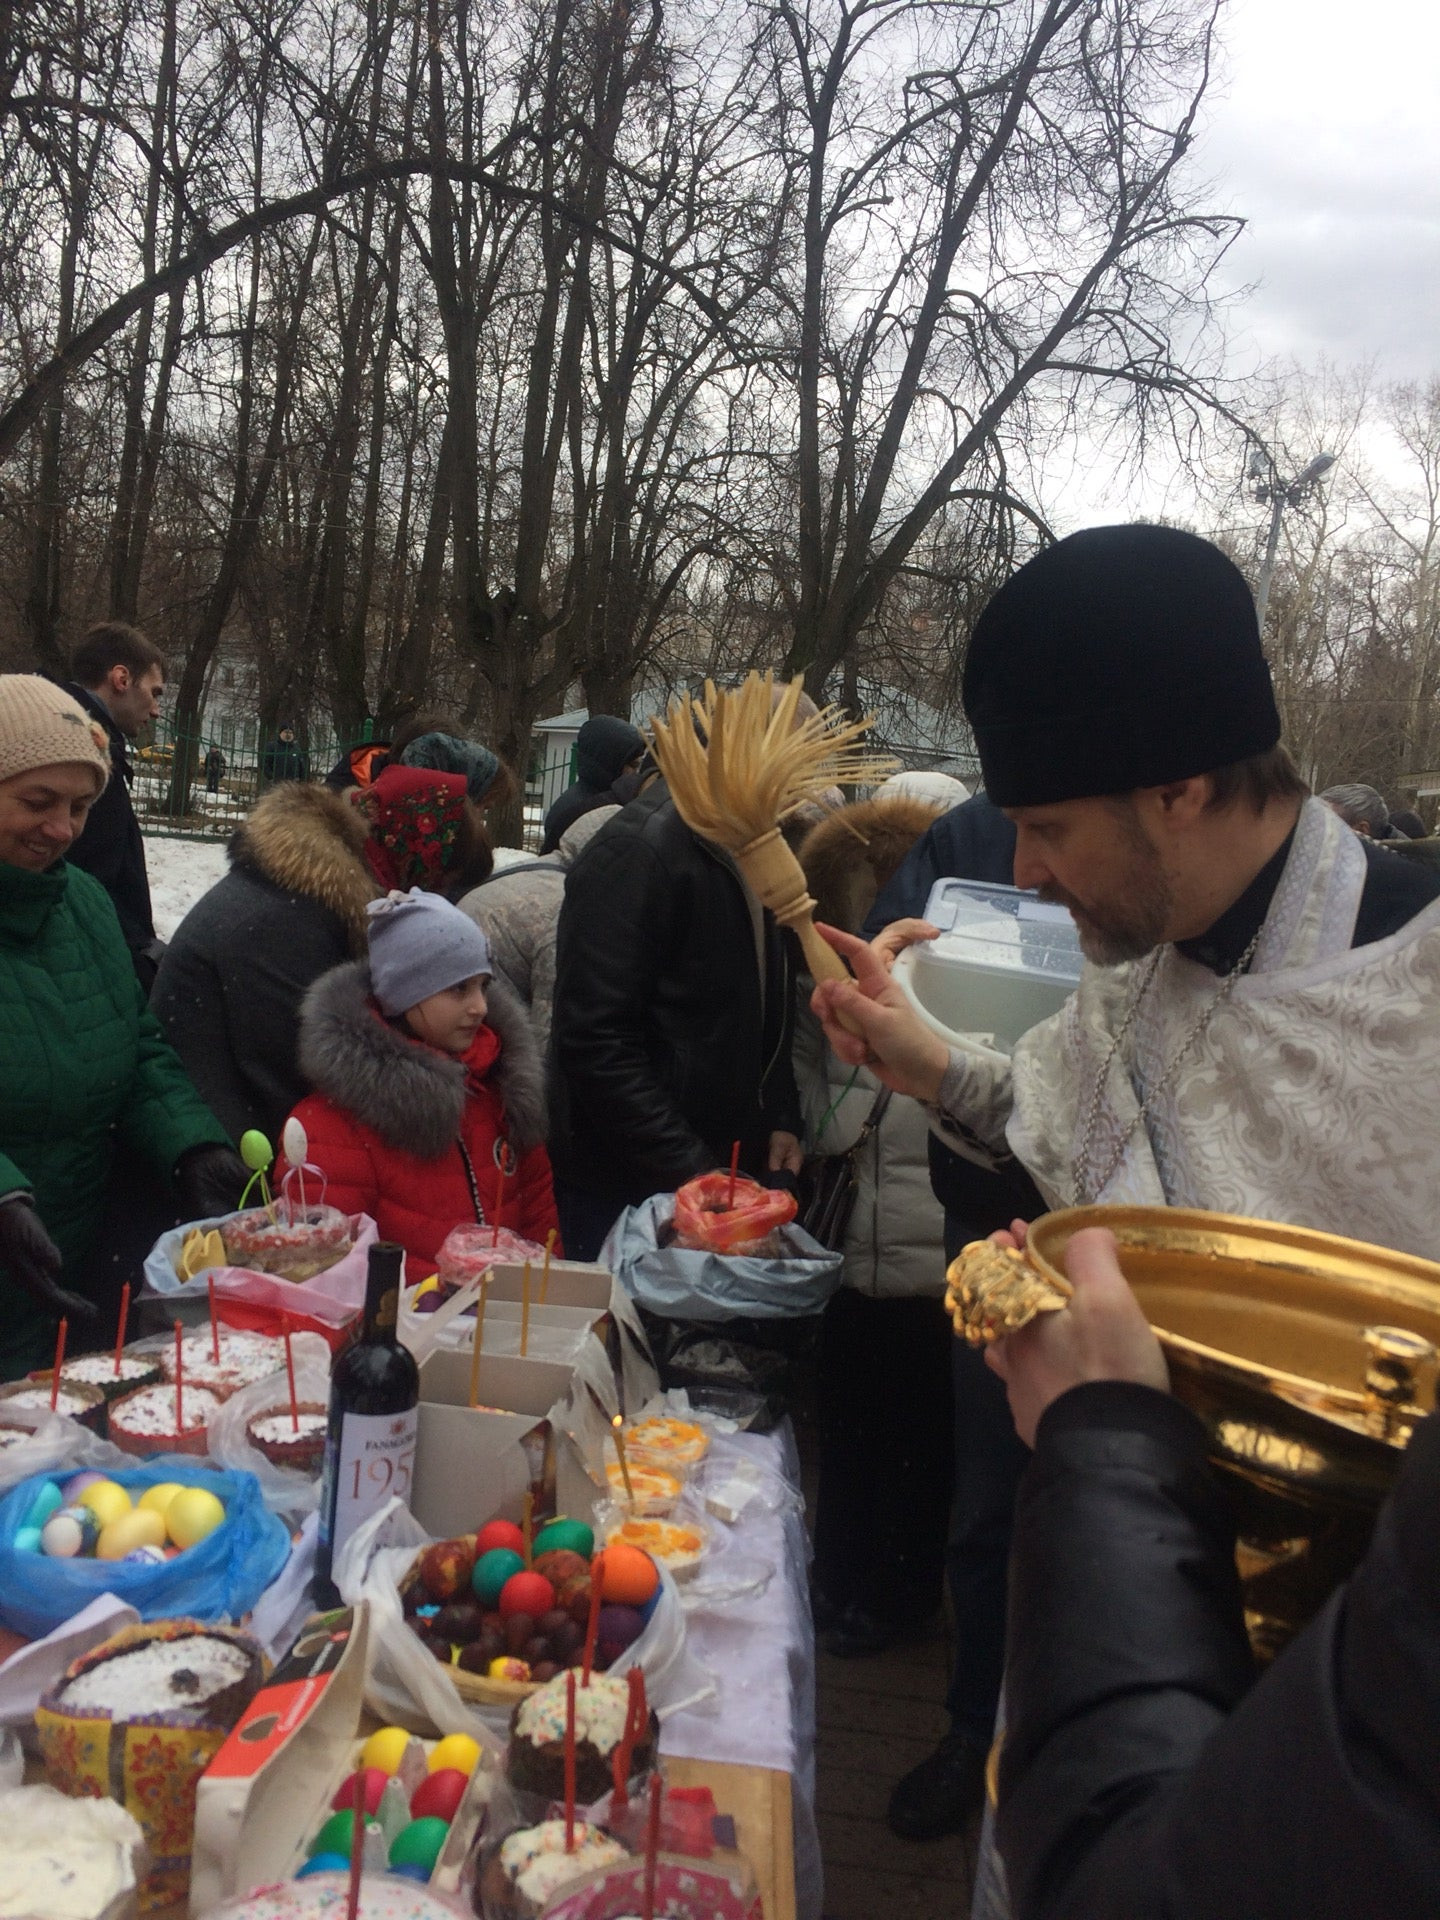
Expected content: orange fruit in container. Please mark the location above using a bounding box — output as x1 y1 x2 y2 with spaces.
597 1541 659 1607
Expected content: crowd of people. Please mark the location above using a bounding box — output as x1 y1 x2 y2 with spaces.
1 523 1437 1918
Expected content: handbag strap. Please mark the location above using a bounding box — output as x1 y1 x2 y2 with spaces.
852 1083 893 1147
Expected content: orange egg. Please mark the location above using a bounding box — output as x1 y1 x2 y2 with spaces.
597 1541 659 1607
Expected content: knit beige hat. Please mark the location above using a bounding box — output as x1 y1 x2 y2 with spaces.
0 676 111 795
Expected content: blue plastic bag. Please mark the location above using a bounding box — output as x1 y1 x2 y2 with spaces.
0 1459 293 1640
601 1194 842 1323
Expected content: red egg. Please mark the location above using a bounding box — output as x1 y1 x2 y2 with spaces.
474 1519 526 1557
331 1767 388 1815
498 1570 555 1619
409 1767 469 1823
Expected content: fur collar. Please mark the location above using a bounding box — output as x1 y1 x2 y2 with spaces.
231 784 379 950
296 962 546 1158
799 796 948 932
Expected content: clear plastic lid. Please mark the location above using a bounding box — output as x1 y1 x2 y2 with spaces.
920 877 1083 981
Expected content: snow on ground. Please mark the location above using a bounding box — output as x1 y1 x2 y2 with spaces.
144 835 230 940
145 832 537 942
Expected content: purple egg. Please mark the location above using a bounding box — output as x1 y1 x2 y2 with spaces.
596 1604 644 1652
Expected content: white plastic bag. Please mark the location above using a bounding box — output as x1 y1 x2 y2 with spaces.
204 1341 332 1514
0 1404 128 1492
143 1210 379 1314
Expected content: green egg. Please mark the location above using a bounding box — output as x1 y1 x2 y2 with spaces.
388 1816 449 1876
240 1129 273 1172
533 1517 594 1559
308 1810 365 1859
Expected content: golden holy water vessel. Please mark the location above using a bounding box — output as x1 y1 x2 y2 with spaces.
947 1206 1440 1657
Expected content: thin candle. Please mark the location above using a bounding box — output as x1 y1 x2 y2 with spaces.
563 1669 577 1853
581 1550 605 1685
540 1228 556 1305
520 1259 532 1358
208 1276 221 1365
641 1770 662 1920
173 1319 184 1435
521 1490 533 1567
344 1798 364 1920
284 1326 299 1433
611 1414 635 1505
611 1665 647 1809
112 1283 130 1378
726 1137 740 1211
50 1317 67 1411
468 1281 486 1407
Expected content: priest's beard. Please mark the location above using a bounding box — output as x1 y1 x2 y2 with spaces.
1038 802 1174 965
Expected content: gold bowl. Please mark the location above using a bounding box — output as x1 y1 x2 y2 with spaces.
1016 1207 1440 1655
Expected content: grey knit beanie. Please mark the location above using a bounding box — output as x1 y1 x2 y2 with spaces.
366 887 493 1016
0 675 111 795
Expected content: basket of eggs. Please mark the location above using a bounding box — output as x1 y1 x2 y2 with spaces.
398 1515 666 1710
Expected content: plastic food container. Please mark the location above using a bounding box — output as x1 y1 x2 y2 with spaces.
893 877 1083 1052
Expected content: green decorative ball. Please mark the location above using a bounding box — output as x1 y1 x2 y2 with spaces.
533 1517 594 1560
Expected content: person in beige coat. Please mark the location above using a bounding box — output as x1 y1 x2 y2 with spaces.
794 794 955 1657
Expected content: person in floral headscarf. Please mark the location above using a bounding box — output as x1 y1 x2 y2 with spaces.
152 767 494 1144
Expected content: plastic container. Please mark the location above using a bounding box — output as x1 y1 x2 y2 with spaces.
893 876 1083 1052
224 1204 354 1282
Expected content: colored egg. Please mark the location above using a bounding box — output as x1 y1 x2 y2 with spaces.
597 1542 659 1607
474 1519 525 1558
296 1854 349 1879
77 1480 132 1528
24 1480 63 1530
498 1570 554 1619
123 1543 169 1566
486 1656 531 1682
97 1508 168 1561
165 1486 225 1548
138 1482 185 1517
412 1275 440 1299
388 1817 449 1875
41 1507 100 1558
309 1811 366 1859
532 1517 593 1560
61 1470 105 1501
471 1546 524 1606
332 1767 389 1815
13 1526 42 1553
426 1733 481 1777
409 1768 469 1823
360 1726 414 1775
388 1863 432 1884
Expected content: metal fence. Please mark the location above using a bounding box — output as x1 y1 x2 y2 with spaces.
135 718 576 852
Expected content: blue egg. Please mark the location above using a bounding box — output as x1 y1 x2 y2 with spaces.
13 1526 42 1553
123 1543 169 1566
295 1854 349 1879
389 1864 432 1884
24 1480 63 1530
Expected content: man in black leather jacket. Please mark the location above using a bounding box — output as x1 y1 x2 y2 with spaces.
989 1227 1440 1919
548 777 803 1258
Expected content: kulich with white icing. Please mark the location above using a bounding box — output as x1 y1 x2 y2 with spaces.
514 1670 631 1754
498 1819 629 1909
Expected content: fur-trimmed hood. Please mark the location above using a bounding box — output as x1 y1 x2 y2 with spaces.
799 796 950 933
296 961 546 1159
231 783 379 951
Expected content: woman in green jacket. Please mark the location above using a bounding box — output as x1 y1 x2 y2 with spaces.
0 677 243 1378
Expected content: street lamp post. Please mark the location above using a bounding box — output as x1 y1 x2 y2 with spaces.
1251 450 1337 630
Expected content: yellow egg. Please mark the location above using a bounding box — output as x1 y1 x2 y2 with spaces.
359 1726 413 1775
164 1486 226 1548
413 1275 439 1299
427 1732 481 1776
96 1508 168 1561
138 1482 185 1517
77 1481 132 1527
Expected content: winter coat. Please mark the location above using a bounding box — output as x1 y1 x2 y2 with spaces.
792 797 951 1299
0 858 229 1375
1000 1381 1440 1920
458 806 620 1059
540 716 645 854
64 684 155 961
549 779 802 1205
152 782 382 1145
290 962 558 1278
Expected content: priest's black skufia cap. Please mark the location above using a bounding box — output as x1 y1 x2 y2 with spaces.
962 524 1282 808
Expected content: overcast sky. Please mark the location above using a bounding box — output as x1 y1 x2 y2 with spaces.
1200 0 1440 381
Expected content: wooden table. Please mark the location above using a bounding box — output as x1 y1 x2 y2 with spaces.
667 1757 795 1920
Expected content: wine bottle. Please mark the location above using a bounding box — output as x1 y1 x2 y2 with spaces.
314 1241 419 1606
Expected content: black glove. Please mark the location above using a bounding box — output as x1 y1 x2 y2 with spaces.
174 1144 251 1221
0 1197 97 1321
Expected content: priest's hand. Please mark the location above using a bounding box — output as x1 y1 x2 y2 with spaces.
0 1196 96 1322
985 1227 1169 1446
868 917 940 974
810 923 951 1103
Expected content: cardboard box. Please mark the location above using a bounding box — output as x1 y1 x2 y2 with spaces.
484 1261 659 1412
190 1604 494 1912
411 1350 597 1538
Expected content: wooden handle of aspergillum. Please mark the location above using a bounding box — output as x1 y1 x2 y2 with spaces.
733 829 857 1004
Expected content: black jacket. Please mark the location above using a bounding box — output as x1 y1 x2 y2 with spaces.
541 716 646 854
1000 1381 1440 1919
549 781 801 1203
64 684 154 957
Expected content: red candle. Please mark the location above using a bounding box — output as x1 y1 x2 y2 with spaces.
344 1797 364 1920
581 1550 605 1686
611 1665 648 1808
113 1283 130 1378
173 1319 184 1435
207 1276 221 1364
50 1317 67 1411
641 1771 662 1920
284 1326 299 1433
726 1138 740 1212
563 1669 577 1853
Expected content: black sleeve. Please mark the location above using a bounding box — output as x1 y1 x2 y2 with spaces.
1000 1389 1440 1920
67 778 154 950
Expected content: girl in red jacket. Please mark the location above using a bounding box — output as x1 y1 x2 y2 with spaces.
286 888 559 1278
